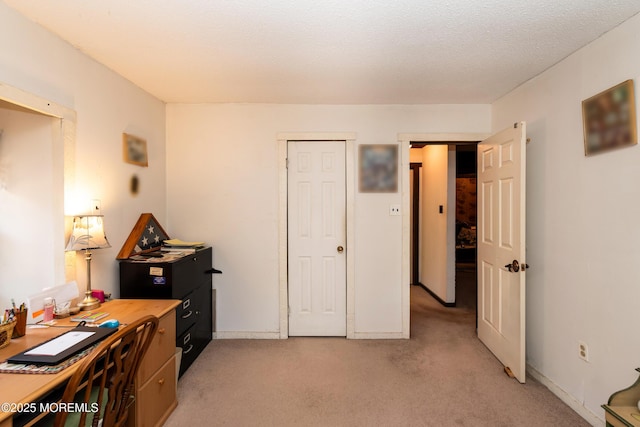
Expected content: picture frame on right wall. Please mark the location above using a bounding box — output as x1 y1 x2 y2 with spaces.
582 79 637 156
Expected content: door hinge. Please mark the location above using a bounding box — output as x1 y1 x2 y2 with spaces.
513 122 518 129
286 158 289 169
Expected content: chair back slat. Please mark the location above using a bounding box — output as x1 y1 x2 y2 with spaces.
53 315 159 427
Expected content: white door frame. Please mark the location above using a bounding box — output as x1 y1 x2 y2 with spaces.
278 133 357 339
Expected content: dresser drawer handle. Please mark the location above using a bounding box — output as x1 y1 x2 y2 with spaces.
183 333 191 345
158 328 166 335
158 378 165 386
181 310 193 319
183 344 194 355
182 299 191 310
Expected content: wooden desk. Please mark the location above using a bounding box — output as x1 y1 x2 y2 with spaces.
0 299 180 427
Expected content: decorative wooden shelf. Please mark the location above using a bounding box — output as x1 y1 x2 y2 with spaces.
603 368 640 426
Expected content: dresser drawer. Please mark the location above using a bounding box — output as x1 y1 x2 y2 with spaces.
137 310 176 384
119 247 212 299
176 291 197 336
134 355 177 427
177 324 197 376
171 249 213 296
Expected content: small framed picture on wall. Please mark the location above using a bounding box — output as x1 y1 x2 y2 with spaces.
359 144 398 193
123 133 148 167
582 79 637 156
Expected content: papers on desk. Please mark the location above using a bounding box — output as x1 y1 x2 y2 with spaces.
24 331 95 356
163 238 205 247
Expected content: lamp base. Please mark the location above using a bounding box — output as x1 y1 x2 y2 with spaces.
77 291 101 311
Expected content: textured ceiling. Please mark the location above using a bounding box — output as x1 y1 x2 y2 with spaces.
4 0 640 104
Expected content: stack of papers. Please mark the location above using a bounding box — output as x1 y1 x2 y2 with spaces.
161 239 205 254
163 239 205 247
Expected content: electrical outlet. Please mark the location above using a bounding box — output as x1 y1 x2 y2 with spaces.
578 341 589 362
389 205 401 216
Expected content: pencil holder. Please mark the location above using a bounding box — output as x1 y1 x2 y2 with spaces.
0 320 16 349
12 309 27 338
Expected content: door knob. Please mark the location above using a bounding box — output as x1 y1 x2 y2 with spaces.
504 260 520 272
337 246 344 253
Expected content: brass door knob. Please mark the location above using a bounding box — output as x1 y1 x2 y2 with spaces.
337 246 344 253
504 260 520 272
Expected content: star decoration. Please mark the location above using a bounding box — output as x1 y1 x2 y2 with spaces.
154 235 160 243
141 236 149 246
147 225 155 234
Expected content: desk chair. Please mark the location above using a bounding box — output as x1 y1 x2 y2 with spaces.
53 315 159 427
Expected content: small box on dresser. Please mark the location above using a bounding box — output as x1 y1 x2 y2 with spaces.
119 247 214 377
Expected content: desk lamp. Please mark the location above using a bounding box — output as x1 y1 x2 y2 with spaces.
65 215 111 311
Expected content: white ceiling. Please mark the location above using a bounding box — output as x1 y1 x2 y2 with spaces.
5 0 640 104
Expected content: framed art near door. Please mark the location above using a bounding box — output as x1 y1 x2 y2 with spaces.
358 144 398 193
582 79 637 156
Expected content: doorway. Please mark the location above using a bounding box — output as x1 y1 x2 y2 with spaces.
287 140 347 336
453 145 477 310
408 141 479 310
277 133 357 339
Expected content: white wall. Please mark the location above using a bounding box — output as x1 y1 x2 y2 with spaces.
492 12 640 423
166 104 490 335
0 3 166 304
418 145 456 303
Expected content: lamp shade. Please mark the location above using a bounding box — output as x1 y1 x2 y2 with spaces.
65 215 111 251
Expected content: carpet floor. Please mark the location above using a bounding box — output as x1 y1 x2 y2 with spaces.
165 286 591 426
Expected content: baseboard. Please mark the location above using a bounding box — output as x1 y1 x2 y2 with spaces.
351 332 406 339
213 331 406 339
213 331 282 339
526 364 603 426
415 282 456 307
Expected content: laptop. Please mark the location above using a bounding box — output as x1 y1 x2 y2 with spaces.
7 326 118 366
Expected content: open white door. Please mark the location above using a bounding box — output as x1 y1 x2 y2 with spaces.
477 122 527 383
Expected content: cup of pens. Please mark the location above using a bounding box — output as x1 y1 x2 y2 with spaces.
12 307 27 338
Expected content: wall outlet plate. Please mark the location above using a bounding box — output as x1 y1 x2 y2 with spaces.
389 205 401 216
578 341 589 362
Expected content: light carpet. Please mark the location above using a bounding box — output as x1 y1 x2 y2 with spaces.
165 286 590 426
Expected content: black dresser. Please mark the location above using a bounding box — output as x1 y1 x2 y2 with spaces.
119 247 215 377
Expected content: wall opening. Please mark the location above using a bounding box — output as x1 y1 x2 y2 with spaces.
409 141 478 311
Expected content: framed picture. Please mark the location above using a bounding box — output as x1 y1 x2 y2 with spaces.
123 133 148 166
359 144 398 193
582 79 637 156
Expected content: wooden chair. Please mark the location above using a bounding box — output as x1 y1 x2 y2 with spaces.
53 315 159 427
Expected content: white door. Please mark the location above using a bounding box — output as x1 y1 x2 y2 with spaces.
288 140 347 336
477 122 527 383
